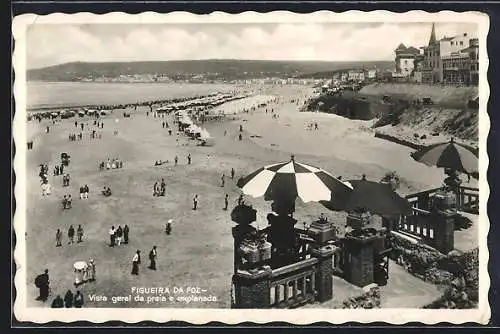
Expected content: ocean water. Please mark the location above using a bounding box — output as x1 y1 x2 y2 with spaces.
27 81 239 109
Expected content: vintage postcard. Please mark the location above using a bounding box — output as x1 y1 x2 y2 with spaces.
12 11 490 324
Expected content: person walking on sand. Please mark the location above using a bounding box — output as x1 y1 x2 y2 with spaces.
74 291 84 308
174 155 178 166
187 154 191 165
87 259 96 282
109 226 116 247
148 246 157 270
131 250 141 275
35 269 50 302
56 228 62 247
76 225 84 243
68 225 75 244
51 295 64 308
224 194 229 211
123 224 129 244
221 173 225 187
231 168 235 180
193 194 198 210
116 226 123 246
64 290 73 308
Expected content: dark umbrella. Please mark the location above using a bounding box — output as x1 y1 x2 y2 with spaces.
410 138 478 174
321 178 412 215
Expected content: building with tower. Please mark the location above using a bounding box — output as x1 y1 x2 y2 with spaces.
421 23 477 84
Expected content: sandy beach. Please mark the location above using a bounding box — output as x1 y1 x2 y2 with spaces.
23 83 478 309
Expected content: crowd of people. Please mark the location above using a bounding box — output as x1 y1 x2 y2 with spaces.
99 158 123 171
31 94 254 308
109 225 130 247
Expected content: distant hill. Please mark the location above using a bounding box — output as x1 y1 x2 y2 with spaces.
27 59 394 82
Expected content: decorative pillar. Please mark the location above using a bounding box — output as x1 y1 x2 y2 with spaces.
232 267 272 308
432 209 455 254
310 244 335 303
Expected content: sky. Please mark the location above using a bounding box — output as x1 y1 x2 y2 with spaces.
26 22 478 69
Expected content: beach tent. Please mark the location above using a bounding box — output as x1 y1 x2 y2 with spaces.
78 111 85 117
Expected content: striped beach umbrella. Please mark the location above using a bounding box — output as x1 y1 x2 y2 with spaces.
237 156 353 203
411 138 478 174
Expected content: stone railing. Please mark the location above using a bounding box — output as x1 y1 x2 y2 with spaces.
232 244 336 309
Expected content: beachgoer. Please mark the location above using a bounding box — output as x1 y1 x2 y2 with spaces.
116 226 123 246
74 291 84 308
77 225 84 243
174 155 178 166
56 229 62 247
123 225 130 244
87 259 96 281
231 168 235 180
131 250 141 275
193 194 198 210
187 154 191 165
224 194 229 211
160 179 166 196
35 269 50 302
221 174 225 187
68 225 75 244
64 290 73 308
51 295 64 308
148 246 157 270
238 194 244 206
109 226 116 247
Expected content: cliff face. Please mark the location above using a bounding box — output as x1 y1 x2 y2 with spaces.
305 83 479 145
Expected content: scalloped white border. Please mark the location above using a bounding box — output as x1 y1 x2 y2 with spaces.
12 10 491 325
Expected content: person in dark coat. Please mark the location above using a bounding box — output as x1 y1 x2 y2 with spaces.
77 225 84 243
68 225 75 244
160 179 166 196
131 250 141 275
148 246 157 270
193 194 198 210
116 226 123 246
56 228 62 247
51 295 64 308
36 269 50 302
187 154 191 165
64 290 74 308
123 225 129 244
74 291 84 308
224 194 229 211
231 168 235 180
